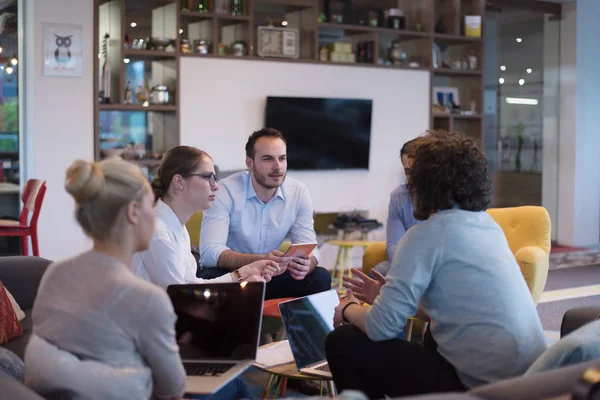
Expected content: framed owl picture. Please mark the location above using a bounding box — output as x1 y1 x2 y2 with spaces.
43 23 83 77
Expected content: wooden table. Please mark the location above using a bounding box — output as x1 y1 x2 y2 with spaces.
328 240 376 288
255 342 336 399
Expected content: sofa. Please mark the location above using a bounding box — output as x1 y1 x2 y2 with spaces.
1 256 53 359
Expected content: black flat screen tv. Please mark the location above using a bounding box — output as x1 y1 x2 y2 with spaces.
264 96 373 170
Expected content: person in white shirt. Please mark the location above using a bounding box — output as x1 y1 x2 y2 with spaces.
130 146 280 290
130 146 279 400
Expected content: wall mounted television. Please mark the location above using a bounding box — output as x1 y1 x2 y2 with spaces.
264 96 373 170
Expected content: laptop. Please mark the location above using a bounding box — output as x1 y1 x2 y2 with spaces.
167 282 265 394
278 289 340 378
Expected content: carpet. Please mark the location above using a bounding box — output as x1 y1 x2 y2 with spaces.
549 249 600 270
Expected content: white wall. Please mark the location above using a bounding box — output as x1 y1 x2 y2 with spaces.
180 58 430 223
557 1 600 247
23 0 94 260
542 16 560 242
557 4 577 246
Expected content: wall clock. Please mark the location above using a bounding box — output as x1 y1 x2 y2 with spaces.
257 27 300 59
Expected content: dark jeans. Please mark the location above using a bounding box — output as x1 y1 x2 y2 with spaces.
197 267 332 300
186 377 255 400
325 325 466 399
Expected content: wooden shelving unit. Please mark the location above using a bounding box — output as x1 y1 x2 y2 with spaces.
94 0 485 165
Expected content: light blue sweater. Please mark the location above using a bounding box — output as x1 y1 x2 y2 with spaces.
364 209 547 388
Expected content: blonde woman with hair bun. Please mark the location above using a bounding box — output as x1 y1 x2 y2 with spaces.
24 159 187 400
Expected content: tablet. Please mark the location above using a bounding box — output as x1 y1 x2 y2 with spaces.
282 243 317 258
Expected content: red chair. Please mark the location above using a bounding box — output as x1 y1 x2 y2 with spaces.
0 179 46 256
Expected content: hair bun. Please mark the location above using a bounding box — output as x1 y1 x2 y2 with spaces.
65 159 105 203
151 177 165 200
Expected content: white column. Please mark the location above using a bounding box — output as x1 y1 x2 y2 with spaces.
557 1 600 246
23 0 94 260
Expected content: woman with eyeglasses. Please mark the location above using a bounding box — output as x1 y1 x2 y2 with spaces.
130 146 280 400
130 146 280 290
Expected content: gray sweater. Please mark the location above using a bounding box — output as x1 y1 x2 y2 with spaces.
25 250 186 399
365 209 548 388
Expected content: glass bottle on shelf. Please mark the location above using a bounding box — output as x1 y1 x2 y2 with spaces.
198 0 210 13
180 0 191 11
232 0 243 16
100 34 111 104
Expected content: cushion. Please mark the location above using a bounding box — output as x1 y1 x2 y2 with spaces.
525 319 600 375
0 346 24 381
3 312 32 360
0 281 23 345
5 287 25 321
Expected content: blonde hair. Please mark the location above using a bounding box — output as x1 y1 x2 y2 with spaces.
65 159 148 240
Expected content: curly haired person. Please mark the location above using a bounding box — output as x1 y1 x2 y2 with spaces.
325 131 547 399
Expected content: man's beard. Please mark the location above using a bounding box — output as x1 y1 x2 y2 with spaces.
253 167 286 190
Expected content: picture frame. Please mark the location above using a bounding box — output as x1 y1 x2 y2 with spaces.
43 23 83 77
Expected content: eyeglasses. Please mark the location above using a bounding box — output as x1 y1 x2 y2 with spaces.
188 172 217 185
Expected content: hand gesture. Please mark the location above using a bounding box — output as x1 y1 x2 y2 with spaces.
239 260 280 282
288 257 311 280
333 290 360 327
342 268 386 305
266 250 292 274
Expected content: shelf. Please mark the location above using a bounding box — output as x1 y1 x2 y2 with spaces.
124 49 177 60
253 0 315 6
318 22 431 39
433 68 482 76
434 33 482 44
453 114 482 120
180 53 432 72
180 10 216 20
98 104 177 112
433 113 451 118
216 14 250 22
130 159 163 167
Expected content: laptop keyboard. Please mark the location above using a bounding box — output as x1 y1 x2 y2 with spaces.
316 364 330 373
184 363 236 376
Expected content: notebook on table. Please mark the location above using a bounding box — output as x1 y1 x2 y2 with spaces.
167 282 265 394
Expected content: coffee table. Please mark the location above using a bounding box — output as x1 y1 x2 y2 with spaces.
255 342 336 399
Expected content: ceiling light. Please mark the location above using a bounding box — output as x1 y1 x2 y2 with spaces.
179 28 183 34
282 20 288 26
500 65 506 71
506 97 538 105
518 79 525 86
499 77 505 84
123 58 130 64
130 22 137 27
5 66 13 74
516 37 522 43
0 45 3 54
526 68 532 74
9 57 17 66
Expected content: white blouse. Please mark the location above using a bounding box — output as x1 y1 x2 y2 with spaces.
130 199 233 290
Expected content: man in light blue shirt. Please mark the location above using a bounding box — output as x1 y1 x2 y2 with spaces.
199 128 331 300
373 139 421 276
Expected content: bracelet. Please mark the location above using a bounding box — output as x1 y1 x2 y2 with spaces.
232 270 243 282
341 302 359 323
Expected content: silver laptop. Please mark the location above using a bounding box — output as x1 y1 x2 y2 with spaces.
167 282 265 394
278 289 340 378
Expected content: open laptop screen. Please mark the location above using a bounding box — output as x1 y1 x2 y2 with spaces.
167 282 265 361
279 290 339 369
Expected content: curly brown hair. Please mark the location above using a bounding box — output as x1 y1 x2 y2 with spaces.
407 130 492 220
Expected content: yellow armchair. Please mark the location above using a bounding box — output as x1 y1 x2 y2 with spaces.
362 206 551 305
185 211 203 248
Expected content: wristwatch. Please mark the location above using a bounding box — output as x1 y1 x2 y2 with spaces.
232 270 243 282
